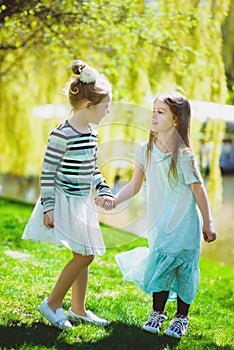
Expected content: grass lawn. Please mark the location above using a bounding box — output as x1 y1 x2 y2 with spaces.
0 197 233 350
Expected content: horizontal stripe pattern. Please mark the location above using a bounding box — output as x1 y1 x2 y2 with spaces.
40 120 112 212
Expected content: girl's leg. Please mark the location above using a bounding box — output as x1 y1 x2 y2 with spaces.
47 252 94 312
177 296 190 316
153 292 190 315
71 266 89 316
153 291 169 311
164 296 190 338
143 291 168 334
68 263 109 326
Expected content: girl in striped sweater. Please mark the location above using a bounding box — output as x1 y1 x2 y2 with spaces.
23 60 115 330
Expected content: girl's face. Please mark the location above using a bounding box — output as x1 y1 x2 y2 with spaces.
151 99 175 133
89 94 111 124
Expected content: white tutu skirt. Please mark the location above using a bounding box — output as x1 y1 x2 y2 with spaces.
22 189 106 256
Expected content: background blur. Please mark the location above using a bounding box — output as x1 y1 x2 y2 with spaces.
1 0 234 266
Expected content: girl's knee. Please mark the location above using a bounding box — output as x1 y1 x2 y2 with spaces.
81 254 94 266
72 252 94 264
87 255 94 264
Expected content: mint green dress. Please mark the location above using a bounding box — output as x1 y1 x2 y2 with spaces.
115 142 203 304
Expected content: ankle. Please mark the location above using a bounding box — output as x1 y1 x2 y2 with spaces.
153 309 167 315
175 312 188 319
46 298 62 313
71 307 87 317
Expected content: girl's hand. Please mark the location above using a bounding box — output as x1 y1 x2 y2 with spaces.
202 221 217 243
44 210 54 228
95 196 116 210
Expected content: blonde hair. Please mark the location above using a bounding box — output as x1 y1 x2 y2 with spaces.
147 91 191 182
67 60 112 110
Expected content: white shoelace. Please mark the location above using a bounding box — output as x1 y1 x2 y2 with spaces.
147 311 166 326
170 316 188 334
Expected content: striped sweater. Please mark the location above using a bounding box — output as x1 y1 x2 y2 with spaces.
40 120 113 213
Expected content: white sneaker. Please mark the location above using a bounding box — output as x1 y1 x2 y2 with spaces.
68 308 109 326
164 314 188 338
142 310 167 334
38 299 73 330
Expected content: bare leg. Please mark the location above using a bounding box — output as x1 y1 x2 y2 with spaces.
47 252 94 312
71 267 88 316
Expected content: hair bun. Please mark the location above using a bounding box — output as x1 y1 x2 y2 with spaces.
72 60 86 75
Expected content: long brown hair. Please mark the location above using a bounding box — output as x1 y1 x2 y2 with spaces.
147 91 191 182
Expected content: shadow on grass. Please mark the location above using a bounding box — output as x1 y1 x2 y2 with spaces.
0 321 232 350
0 321 179 350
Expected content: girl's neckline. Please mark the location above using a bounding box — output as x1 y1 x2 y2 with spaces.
153 141 193 157
153 140 172 155
66 120 92 135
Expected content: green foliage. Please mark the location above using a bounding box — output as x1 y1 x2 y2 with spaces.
223 0 234 104
0 0 231 208
204 119 226 210
0 197 233 349
1 0 231 102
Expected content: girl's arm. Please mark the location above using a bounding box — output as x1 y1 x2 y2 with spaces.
190 182 217 243
41 129 66 213
92 165 114 197
95 163 144 210
95 162 144 210
115 162 145 205
41 129 66 228
44 210 54 228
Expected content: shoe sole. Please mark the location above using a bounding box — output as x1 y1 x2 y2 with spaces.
68 310 109 326
164 329 181 338
67 316 81 324
69 316 108 326
142 325 160 334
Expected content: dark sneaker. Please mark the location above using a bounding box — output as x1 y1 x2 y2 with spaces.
142 310 167 334
164 313 188 338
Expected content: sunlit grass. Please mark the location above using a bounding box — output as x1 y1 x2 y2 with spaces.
0 197 233 349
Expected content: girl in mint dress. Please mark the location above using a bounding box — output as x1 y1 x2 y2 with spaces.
99 91 217 338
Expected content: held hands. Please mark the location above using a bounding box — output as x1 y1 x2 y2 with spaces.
44 210 54 228
202 221 217 243
95 195 116 211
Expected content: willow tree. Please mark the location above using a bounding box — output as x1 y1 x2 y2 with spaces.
0 0 146 175
223 0 234 104
0 0 231 209
141 0 230 210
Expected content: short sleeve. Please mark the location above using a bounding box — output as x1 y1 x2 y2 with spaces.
179 154 203 185
134 142 147 168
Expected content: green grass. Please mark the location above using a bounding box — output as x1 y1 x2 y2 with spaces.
0 197 233 350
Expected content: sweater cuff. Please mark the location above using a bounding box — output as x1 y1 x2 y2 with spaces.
97 187 114 198
41 199 55 213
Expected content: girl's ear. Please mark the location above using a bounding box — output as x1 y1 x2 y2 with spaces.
82 100 92 108
83 100 92 108
173 116 178 127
